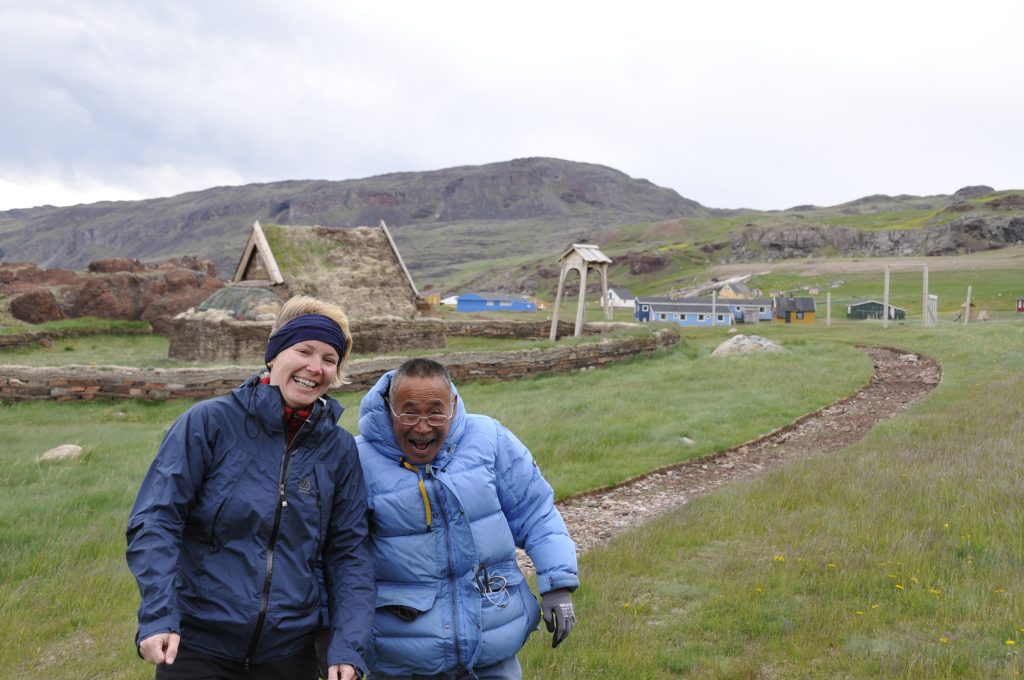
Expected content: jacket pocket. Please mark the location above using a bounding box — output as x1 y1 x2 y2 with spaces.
477 567 537 667
376 582 439 613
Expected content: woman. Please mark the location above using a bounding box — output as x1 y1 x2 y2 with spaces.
126 295 374 680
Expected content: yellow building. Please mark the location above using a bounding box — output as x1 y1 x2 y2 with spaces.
772 296 816 324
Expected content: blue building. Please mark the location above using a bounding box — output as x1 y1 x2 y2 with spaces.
456 292 537 313
634 296 773 327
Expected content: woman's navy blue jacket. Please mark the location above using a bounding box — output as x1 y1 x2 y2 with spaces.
126 375 374 671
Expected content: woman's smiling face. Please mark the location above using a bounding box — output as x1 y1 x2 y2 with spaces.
268 340 339 408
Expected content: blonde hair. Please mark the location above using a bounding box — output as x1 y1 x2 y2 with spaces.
269 295 353 387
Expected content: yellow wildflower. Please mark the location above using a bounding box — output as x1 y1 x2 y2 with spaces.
939 636 949 644
895 584 904 590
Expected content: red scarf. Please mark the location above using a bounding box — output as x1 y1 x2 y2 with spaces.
261 376 312 446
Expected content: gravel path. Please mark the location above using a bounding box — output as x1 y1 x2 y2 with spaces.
521 346 942 569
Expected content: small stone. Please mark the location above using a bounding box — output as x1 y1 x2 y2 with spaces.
38 444 85 462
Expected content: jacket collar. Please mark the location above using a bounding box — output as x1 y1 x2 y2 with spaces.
233 372 344 440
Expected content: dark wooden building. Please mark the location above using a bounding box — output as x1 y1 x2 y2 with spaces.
846 300 907 321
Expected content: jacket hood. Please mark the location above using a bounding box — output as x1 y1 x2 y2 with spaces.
357 369 465 465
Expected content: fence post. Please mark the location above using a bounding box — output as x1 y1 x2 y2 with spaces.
883 265 891 329
922 264 929 326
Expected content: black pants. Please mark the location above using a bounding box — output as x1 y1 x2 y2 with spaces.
155 645 318 680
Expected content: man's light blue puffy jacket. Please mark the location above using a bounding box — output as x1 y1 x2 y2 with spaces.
356 371 579 676
126 375 374 671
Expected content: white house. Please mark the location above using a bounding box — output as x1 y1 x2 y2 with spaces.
606 287 635 308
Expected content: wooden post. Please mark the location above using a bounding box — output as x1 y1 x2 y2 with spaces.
712 290 717 327
922 265 929 327
548 268 567 341
882 265 891 329
826 292 831 326
574 265 588 337
601 265 611 321
964 285 972 325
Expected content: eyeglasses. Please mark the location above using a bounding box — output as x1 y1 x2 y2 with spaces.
387 400 454 427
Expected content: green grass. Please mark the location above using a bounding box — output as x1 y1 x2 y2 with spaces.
3 320 1024 677
0 334 184 368
451 334 870 497
0 317 150 336
519 321 1024 679
0 400 197 679
749 255 1024 317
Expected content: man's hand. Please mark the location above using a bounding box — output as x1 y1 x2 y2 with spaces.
328 663 358 680
541 588 576 648
138 632 181 665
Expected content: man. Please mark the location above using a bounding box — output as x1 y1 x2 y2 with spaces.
355 358 579 679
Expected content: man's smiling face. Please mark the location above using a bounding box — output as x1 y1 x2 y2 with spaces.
389 374 454 464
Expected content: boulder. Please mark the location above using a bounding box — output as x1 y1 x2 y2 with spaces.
0 263 78 289
711 334 786 356
38 444 85 462
88 258 144 273
10 288 64 323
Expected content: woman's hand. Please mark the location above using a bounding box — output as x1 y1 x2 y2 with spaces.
328 663 357 680
138 632 181 665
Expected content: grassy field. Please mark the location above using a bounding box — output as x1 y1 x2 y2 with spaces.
520 320 1024 678
744 250 1024 317
1 319 1023 677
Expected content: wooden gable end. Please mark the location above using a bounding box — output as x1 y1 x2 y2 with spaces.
233 221 284 285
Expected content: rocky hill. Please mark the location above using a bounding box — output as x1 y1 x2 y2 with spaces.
711 187 1024 262
0 157 709 283
1 159 1022 301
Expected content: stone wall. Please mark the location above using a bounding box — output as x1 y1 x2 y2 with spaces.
0 328 678 402
353 317 447 354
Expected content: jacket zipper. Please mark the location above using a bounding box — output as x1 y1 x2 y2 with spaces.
429 465 462 670
242 407 312 669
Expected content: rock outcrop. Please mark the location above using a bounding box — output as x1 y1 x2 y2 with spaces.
725 216 1024 261
1 258 223 328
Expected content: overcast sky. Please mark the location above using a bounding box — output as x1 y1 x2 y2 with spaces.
1 0 1022 212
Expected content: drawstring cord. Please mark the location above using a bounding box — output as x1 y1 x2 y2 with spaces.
400 457 432 532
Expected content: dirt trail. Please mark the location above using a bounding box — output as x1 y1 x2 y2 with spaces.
533 346 942 563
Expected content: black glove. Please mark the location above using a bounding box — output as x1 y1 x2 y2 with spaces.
541 588 576 648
